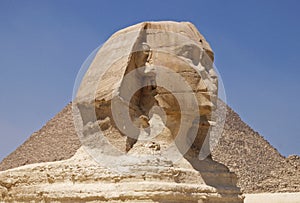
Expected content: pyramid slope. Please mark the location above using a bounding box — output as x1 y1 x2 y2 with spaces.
212 103 300 193
0 103 81 171
0 102 299 193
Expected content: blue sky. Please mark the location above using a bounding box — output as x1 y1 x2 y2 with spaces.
0 0 299 161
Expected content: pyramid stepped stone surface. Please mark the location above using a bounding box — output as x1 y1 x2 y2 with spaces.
212 104 300 193
0 103 80 170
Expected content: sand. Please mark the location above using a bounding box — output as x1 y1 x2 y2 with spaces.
244 192 300 203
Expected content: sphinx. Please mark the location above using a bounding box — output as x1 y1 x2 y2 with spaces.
0 21 243 203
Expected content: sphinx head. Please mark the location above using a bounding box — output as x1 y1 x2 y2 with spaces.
73 21 223 167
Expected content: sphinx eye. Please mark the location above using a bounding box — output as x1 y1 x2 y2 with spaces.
177 44 201 65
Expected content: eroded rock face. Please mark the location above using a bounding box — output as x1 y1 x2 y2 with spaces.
0 21 243 202
0 147 242 203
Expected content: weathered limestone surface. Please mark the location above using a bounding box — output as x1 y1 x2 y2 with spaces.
0 147 243 202
0 21 243 202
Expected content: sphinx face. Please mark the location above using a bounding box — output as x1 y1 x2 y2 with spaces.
127 40 217 154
